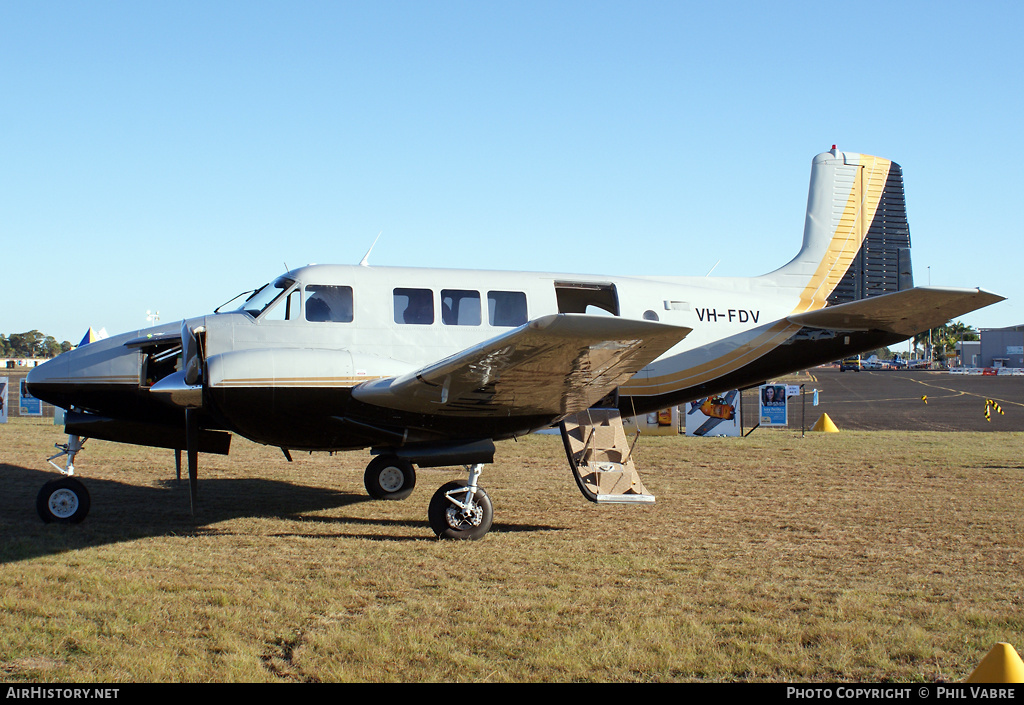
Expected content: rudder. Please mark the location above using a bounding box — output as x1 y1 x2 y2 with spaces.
763 147 914 314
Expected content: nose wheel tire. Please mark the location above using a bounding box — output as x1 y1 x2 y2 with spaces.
364 455 416 500
37 477 91 524
428 481 493 540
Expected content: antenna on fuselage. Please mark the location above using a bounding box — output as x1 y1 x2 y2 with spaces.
359 231 383 267
705 259 721 277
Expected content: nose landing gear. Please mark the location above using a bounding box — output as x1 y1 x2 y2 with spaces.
37 476 91 524
38 435 91 524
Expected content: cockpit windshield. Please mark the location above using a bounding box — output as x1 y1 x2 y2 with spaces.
235 277 295 318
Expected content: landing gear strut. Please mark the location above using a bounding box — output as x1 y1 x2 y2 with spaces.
428 463 493 540
38 435 91 524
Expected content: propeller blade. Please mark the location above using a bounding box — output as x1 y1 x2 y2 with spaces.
181 321 203 386
185 408 199 516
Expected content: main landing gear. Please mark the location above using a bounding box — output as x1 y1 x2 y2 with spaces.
363 454 416 500
38 439 497 539
38 435 91 524
362 457 494 540
427 464 493 540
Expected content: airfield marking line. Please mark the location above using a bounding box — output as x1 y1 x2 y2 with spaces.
822 394 961 405
822 371 959 404
905 377 1024 408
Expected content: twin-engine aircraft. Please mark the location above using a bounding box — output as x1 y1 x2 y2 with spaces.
26 148 1003 539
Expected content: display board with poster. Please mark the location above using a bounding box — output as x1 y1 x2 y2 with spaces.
622 405 679 436
0 377 7 424
19 378 42 416
759 383 788 426
684 390 741 436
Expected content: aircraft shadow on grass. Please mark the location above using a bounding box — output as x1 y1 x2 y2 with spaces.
0 463 560 563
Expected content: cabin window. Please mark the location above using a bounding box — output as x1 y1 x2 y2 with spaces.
487 290 527 327
394 288 434 325
441 289 481 326
304 285 353 322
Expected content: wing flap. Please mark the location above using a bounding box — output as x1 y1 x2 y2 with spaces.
787 287 1004 337
351 314 691 418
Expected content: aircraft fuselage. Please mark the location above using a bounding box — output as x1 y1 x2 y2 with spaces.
27 262 904 454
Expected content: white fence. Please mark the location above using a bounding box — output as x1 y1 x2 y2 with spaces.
948 367 1024 376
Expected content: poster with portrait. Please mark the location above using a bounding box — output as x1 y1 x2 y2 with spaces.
20 378 42 416
759 383 788 426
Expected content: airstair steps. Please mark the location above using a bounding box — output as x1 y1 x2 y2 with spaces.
559 408 655 504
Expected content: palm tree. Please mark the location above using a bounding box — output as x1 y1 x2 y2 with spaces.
913 321 978 365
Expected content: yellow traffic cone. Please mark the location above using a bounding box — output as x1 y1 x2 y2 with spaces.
966 643 1024 683
811 413 839 432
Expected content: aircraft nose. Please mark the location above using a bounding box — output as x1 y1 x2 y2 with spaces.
25 354 70 403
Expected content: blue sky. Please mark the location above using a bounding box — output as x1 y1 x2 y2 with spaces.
4 1 1022 343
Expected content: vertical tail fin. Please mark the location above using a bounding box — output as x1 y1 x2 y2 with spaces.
763 148 914 314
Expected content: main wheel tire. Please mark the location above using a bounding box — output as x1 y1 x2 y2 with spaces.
37 477 91 524
364 455 416 500
428 481 493 540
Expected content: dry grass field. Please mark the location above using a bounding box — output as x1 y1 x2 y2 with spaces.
1 418 1022 682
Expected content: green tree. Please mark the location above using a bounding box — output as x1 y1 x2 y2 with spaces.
7 331 44 357
41 336 62 358
1 331 72 358
913 321 978 363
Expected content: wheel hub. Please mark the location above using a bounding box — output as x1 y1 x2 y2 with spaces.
446 500 483 529
378 467 405 492
48 489 79 519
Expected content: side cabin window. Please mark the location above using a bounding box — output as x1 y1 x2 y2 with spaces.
394 288 434 325
441 289 481 326
304 285 353 323
488 290 527 327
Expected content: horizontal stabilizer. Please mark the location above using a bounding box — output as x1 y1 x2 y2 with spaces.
352 314 690 418
787 287 1004 337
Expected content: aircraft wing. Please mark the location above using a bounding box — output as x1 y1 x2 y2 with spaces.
351 314 691 418
787 287 1004 337
693 416 724 437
